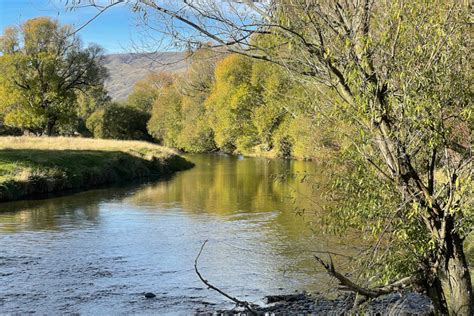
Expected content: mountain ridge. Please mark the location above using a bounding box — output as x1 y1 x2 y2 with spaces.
102 52 188 100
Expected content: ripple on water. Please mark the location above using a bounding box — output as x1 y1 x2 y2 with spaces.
0 155 351 314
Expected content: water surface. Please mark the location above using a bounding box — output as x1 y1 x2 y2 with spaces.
0 154 354 314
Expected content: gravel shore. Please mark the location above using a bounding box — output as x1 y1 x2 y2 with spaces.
206 292 433 315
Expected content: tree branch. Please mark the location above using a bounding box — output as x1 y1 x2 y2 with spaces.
194 240 257 314
314 255 415 298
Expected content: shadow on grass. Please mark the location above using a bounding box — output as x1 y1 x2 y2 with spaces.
0 149 194 203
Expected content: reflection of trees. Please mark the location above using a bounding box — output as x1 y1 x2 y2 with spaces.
128 155 308 212
0 155 326 242
127 154 359 287
0 187 133 233
128 154 323 238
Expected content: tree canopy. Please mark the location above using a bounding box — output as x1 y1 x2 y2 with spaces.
0 17 108 135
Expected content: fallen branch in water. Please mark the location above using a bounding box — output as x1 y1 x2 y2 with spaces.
195 240 257 314
314 255 415 298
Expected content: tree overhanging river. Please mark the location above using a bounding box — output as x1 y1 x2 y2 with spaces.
0 154 463 314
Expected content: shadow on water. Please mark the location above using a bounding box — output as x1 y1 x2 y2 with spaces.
0 175 178 233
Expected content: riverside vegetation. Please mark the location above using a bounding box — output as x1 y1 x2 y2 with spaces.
0 17 192 202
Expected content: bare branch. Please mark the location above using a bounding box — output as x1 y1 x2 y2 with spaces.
194 240 257 314
314 255 415 298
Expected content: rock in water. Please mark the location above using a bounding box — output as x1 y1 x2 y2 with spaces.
144 292 156 298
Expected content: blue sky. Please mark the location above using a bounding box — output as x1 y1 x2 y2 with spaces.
0 0 142 53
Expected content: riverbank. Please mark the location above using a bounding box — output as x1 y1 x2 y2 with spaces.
209 292 433 315
0 137 194 202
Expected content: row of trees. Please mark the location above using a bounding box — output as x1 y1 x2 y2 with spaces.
0 17 334 160
0 17 327 161
141 48 335 159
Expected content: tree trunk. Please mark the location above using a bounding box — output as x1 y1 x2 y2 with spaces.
427 230 473 315
45 117 56 136
425 276 448 315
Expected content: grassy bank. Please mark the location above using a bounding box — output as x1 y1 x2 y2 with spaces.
0 137 194 202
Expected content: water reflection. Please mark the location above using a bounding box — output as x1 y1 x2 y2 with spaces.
0 188 131 232
0 154 352 314
130 155 315 212
129 155 320 234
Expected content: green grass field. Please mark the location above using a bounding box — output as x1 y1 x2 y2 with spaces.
0 137 193 202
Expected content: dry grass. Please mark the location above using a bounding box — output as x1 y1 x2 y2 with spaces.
0 136 176 157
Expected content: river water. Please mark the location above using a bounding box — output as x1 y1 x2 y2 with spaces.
0 154 355 314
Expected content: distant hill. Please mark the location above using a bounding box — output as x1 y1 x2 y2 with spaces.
102 52 188 100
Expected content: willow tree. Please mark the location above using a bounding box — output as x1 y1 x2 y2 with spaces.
205 54 259 152
128 72 175 112
176 47 218 152
0 17 107 135
68 1 472 313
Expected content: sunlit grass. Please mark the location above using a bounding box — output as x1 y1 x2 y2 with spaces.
0 136 176 156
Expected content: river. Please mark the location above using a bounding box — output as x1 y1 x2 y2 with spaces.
0 154 355 314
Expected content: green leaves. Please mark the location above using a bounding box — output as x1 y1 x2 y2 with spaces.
86 103 151 140
0 17 108 135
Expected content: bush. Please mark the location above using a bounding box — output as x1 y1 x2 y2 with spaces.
0 118 22 136
86 103 151 140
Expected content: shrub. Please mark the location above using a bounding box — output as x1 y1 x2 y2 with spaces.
86 103 151 140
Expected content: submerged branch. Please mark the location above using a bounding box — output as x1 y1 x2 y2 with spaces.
194 240 257 314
